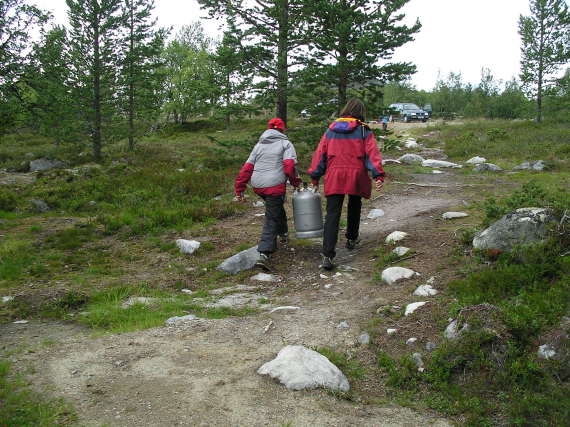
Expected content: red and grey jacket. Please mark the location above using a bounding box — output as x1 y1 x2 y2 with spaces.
308 117 385 199
235 129 302 197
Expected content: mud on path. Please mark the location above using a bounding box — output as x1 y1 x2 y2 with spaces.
1 146 477 426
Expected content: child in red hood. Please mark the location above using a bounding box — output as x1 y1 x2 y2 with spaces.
308 99 385 270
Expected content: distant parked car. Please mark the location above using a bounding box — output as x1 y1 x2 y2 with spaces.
387 103 429 122
423 103 433 118
301 109 311 117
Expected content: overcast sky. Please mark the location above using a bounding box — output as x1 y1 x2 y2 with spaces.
31 0 531 91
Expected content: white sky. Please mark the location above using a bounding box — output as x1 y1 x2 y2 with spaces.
30 0 531 91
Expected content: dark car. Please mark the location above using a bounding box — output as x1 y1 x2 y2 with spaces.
423 103 433 118
387 103 429 123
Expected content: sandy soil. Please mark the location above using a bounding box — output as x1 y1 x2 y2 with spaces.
1 132 476 427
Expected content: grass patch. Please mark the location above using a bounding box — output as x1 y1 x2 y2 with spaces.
0 359 76 425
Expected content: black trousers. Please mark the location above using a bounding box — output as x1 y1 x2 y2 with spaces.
322 194 362 258
258 195 288 255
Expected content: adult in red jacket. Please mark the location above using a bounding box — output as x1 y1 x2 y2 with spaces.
308 99 385 270
235 118 302 270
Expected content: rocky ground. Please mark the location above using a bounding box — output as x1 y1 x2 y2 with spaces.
1 128 489 427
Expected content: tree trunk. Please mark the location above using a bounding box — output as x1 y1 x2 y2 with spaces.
276 0 289 127
226 113 231 132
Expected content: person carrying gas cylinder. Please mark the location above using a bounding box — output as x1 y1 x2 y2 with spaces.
308 99 385 270
235 118 302 271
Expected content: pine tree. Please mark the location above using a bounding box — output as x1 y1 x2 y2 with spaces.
66 0 122 158
198 0 309 127
304 0 421 113
519 0 570 123
120 0 169 150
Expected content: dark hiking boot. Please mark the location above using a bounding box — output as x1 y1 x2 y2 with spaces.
278 232 289 244
256 253 273 271
345 234 362 250
322 256 335 271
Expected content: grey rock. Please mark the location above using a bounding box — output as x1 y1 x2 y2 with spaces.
444 319 470 340
338 321 349 330
413 284 438 296
397 154 425 164
405 301 427 316
426 342 437 351
269 306 300 314
359 333 370 344
257 345 350 391
512 160 547 171
250 273 282 282
473 208 554 252
392 246 410 257
28 198 51 213
412 353 424 369
253 201 265 208
216 246 259 274
165 314 200 325
385 231 408 243
406 337 417 346
473 163 502 172
25 153 34 158
29 158 68 172
382 159 401 166
422 159 462 168
367 209 385 219
465 156 486 164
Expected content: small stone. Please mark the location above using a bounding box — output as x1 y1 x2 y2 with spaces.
253 201 265 208
426 342 437 351
181 289 194 294
406 337 417 346
465 156 486 164
413 284 437 297
412 353 424 369
250 273 282 282
473 163 502 172
387 328 397 335
176 239 201 254
269 306 300 314
381 267 415 285
2 296 14 303
367 209 385 219
405 301 427 316
392 247 410 257
385 231 408 243
358 333 370 344
338 321 349 330
442 212 469 219
165 314 200 325
13 320 28 324
538 344 556 359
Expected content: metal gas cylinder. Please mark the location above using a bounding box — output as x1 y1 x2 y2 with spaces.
292 182 324 239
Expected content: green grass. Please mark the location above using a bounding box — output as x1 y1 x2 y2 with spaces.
0 359 76 425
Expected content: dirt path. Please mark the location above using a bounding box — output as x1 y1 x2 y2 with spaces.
1 142 474 426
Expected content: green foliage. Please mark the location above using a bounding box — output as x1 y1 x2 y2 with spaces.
484 128 506 141
0 189 19 211
314 347 366 380
0 359 76 425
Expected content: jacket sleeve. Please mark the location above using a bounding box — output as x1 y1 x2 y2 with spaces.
307 133 328 184
283 141 302 187
235 162 254 195
363 131 385 182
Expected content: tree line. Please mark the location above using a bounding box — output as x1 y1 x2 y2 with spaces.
2 0 570 158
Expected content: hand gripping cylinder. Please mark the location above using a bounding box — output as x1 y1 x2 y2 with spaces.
292 182 324 239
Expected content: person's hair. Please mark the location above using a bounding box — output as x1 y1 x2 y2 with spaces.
340 99 366 122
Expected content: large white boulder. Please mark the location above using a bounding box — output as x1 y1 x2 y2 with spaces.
465 156 487 164
381 267 415 285
257 346 349 391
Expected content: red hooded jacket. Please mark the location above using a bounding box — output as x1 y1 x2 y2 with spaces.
308 117 385 199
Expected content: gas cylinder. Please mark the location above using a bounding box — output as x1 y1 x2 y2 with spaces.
292 182 324 239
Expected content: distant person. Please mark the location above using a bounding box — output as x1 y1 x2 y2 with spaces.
382 116 388 130
235 118 302 271
308 99 385 270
